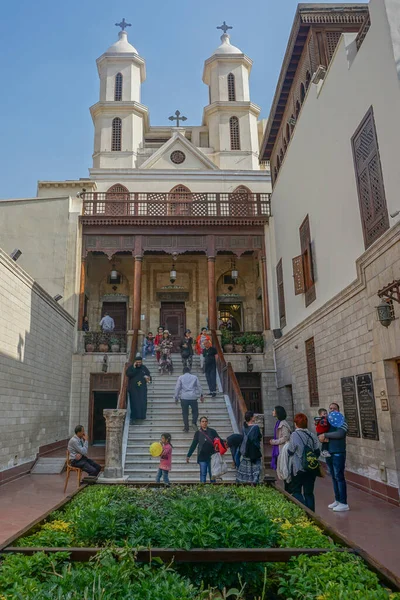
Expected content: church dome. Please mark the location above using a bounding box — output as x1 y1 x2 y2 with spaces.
106 30 138 54
213 33 242 55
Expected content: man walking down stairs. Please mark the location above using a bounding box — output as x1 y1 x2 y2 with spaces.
174 366 204 433
124 354 237 482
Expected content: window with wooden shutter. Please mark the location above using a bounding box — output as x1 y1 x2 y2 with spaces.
276 259 286 329
305 337 319 407
292 215 316 306
351 107 389 249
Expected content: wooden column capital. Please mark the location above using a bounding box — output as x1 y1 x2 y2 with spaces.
207 256 216 262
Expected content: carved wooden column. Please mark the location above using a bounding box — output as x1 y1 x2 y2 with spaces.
103 408 126 479
261 256 271 331
78 257 86 330
132 256 143 331
207 256 217 331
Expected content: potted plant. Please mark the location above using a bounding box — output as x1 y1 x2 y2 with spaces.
98 335 109 353
243 333 255 353
233 335 246 353
253 334 264 353
110 336 120 353
221 329 234 353
84 332 95 353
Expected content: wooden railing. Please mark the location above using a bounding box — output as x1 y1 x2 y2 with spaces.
212 330 247 430
81 192 271 220
117 329 138 410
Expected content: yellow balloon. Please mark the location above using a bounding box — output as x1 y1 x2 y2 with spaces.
149 442 163 457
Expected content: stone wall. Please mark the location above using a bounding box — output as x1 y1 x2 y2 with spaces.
274 223 400 498
0 248 75 473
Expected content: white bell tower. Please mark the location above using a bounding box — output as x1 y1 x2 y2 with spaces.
90 19 148 169
202 23 260 170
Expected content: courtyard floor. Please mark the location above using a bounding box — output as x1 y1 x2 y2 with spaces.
0 468 399 580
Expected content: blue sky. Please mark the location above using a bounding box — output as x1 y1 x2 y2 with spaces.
0 0 365 199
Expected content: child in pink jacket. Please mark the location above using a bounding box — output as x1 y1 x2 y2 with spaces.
156 433 172 485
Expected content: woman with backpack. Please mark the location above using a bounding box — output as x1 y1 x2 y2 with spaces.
285 413 320 511
236 411 262 485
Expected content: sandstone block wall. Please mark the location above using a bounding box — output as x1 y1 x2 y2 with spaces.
0 248 75 472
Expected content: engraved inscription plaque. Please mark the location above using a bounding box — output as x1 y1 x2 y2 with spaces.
356 373 379 441
340 376 360 438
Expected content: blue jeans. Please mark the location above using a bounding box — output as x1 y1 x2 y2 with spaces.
156 468 170 484
199 460 215 483
326 453 347 504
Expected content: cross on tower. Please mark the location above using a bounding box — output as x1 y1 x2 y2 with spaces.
168 110 187 127
217 21 232 35
115 18 131 31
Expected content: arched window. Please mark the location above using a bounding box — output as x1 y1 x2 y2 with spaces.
111 117 122 151
305 71 311 90
283 138 287 152
233 186 253 216
286 123 291 142
114 73 123 101
295 101 301 118
106 184 129 216
280 149 284 163
229 116 240 150
169 184 192 216
290 114 295 132
227 73 236 101
300 83 305 104
274 167 278 180
277 155 281 171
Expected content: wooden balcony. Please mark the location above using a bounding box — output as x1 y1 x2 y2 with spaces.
81 192 271 226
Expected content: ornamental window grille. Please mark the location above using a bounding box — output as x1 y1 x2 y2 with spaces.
305 337 319 407
111 117 122 151
292 214 316 307
351 107 389 249
326 31 342 62
169 184 191 216
114 73 123 101
276 259 286 329
229 116 240 150
228 73 236 101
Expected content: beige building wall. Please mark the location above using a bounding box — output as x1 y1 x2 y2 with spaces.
0 248 75 472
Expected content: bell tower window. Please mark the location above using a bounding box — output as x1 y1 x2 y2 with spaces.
228 73 236 101
229 116 240 150
111 117 122 151
114 73 123 101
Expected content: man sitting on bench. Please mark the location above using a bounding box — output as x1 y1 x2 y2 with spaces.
68 425 101 478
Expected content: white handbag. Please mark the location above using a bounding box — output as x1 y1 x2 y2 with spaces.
211 452 228 478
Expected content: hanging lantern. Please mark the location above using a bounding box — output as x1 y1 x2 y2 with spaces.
376 299 394 327
231 304 240 313
170 263 177 284
110 265 118 281
231 259 238 281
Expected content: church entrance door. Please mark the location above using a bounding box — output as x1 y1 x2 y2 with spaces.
160 303 186 352
102 301 127 331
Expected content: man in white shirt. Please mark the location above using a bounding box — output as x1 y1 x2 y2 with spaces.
67 425 101 477
99 312 115 332
175 367 204 432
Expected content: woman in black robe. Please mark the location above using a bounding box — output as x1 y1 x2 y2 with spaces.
126 354 151 423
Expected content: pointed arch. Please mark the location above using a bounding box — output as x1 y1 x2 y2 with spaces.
229 116 240 150
114 73 123 101
227 73 236 101
111 117 122 151
169 184 192 216
300 83 306 104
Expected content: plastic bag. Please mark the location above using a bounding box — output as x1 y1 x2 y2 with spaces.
211 452 228 478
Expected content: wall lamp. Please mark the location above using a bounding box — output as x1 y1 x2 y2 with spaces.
10 249 22 261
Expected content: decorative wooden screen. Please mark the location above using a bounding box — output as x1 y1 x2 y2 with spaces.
230 116 240 150
326 31 342 62
300 215 316 307
114 73 123 101
228 73 236 101
169 184 191 216
111 117 122 151
276 259 286 328
305 337 319 407
292 255 305 295
351 107 389 249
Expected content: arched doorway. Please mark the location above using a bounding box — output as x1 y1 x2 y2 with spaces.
169 184 191 216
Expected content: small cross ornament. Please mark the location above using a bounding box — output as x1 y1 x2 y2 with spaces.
217 21 232 35
168 110 187 127
115 18 131 31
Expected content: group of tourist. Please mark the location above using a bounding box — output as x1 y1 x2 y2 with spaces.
270 403 349 513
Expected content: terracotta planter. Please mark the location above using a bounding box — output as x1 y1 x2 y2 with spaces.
85 344 95 353
245 344 254 353
223 344 234 353
99 343 109 353
255 346 262 353
234 344 243 353
111 344 120 353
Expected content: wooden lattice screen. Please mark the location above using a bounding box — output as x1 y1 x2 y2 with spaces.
230 117 240 150
351 107 389 249
228 73 236 101
276 258 286 328
114 73 123 101
305 337 319 407
326 31 342 62
112 118 122 151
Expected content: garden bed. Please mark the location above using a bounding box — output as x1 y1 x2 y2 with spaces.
0 485 399 599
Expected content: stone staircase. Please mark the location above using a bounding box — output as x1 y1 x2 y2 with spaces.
124 354 237 482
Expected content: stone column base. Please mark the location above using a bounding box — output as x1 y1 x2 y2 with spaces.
103 408 126 479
